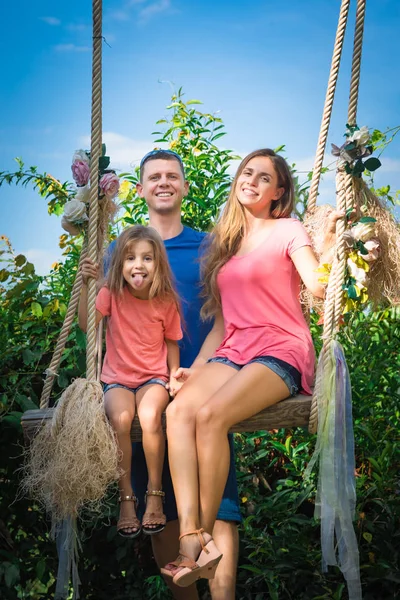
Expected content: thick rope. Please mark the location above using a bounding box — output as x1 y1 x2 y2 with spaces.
39 249 87 409
306 0 351 214
309 0 366 433
348 0 366 126
86 0 103 381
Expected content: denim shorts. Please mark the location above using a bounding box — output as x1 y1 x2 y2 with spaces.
103 378 167 395
131 435 242 524
207 355 301 396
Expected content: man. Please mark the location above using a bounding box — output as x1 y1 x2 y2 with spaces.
118 149 241 599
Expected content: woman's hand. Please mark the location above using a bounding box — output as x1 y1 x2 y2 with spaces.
80 257 99 285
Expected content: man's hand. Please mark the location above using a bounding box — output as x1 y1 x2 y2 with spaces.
80 257 99 285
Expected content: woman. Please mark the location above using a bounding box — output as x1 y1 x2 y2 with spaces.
161 149 341 587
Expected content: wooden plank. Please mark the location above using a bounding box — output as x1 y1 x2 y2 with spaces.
21 393 312 443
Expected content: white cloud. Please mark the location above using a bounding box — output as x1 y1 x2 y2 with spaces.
139 0 172 22
23 249 63 276
54 44 91 52
79 132 156 171
108 10 131 21
40 16 61 26
378 157 400 173
66 23 89 32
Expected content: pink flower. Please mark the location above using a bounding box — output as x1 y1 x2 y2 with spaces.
100 172 120 199
363 238 381 263
71 160 90 187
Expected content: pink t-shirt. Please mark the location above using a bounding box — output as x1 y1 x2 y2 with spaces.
96 286 183 388
214 218 315 394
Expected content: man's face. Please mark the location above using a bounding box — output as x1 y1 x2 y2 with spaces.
136 158 189 215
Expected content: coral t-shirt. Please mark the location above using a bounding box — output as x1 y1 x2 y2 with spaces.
96 286 183 388
214 218 315 394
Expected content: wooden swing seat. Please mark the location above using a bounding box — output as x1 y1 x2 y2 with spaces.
21 391 312 443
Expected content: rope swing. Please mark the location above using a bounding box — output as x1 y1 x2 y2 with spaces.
20 0 400 598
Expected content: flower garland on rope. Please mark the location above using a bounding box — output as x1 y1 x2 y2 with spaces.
62 145 120 236
316 125 382 314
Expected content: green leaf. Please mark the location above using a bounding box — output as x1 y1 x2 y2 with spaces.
15 394 38 411
186 99 203 105
99 156 110 171
363 532 373 543
347 285 359 300
363 157 381 172
5 563 20 587
15 254 27 267
358 216 377 224
31 301 43 317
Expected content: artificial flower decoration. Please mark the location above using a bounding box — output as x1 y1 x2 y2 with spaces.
62 144 119 236
331 124 381 177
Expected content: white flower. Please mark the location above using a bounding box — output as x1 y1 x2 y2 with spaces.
72 149 90 165
347 126 370 146
75 184 90 203
63 199 88 223
352 222 375 243
347 258 368 287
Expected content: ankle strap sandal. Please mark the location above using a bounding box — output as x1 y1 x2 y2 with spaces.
142 490 166 536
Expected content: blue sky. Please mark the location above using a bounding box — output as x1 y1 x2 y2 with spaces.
1 0 399 273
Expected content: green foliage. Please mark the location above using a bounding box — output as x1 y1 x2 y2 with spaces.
117 87 241 233
1 91 399 598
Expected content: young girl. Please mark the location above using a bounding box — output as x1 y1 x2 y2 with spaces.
79 225 182 538
160 149 342 586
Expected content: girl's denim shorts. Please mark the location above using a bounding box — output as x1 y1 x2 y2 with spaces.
103 378 167 395
207 355 301 396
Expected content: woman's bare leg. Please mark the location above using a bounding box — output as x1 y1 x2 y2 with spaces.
165 363 237 562
104 387 138 533
196 363 290 533
136 383 170 529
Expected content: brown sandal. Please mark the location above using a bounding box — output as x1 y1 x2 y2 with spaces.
160 528 222 587
142 490 166 536
117 495 141 539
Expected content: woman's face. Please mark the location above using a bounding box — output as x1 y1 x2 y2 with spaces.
235 156 284 215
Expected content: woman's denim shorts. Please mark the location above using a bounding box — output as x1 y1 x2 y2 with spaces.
207 355 301 396
103 378 167 395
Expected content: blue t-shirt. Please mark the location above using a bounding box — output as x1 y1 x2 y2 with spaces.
104 226 212 368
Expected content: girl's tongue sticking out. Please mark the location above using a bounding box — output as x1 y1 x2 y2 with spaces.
133 274 145 287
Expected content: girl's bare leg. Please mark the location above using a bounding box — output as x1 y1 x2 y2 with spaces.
165 363 237 564
196 363 290 533
136 383 170 529
104 387 138 533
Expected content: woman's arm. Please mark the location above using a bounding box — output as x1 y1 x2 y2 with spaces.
78 257 104 332
173 311 225 385
192 310 225 368
291 210 344 299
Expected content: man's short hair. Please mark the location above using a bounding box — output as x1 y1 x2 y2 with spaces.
139 149 185 182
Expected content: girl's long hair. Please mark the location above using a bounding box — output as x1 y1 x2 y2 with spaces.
201 149 294 319
107 225 181 311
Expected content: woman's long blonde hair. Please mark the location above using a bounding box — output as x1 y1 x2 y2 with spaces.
201 149 294 319
107 225 181 310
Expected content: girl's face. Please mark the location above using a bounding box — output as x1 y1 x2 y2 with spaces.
235 156 284 215
122 240 155 299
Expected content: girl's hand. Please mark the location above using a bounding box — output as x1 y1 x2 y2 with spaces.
80 257 99 285
168 375 183 398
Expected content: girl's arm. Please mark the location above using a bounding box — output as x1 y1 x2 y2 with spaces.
78 257 104 332
291 210 343 299
165 339 180 397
